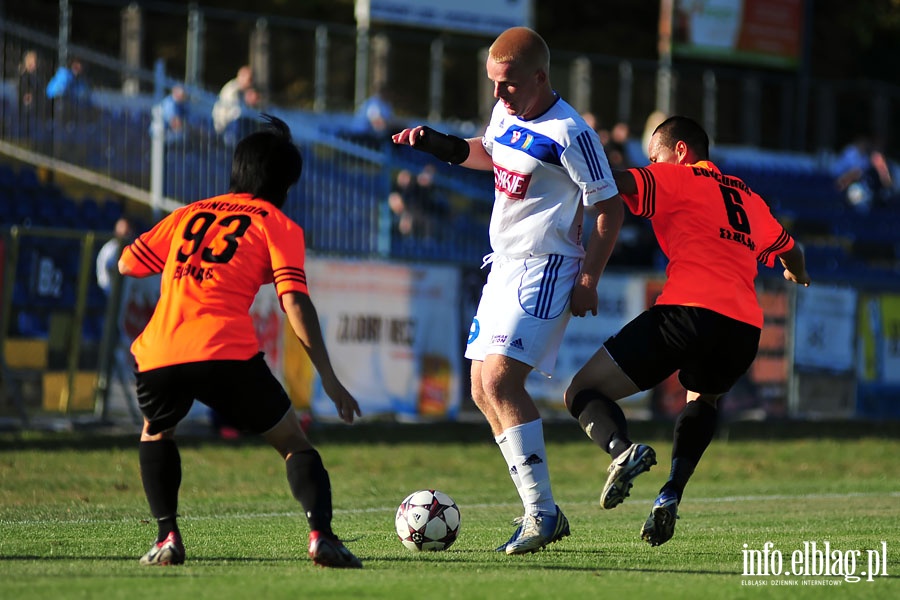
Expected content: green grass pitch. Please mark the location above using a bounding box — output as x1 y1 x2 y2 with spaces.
1 422 897 599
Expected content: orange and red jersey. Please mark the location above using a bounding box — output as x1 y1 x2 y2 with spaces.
622 160 793 328
120 193 308 371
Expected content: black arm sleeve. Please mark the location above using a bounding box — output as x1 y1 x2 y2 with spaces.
412 126 471 165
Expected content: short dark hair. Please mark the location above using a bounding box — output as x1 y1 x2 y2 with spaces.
229 114 302 208
653 116 710 160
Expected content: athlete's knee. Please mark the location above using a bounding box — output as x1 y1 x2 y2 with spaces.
264 414 312 459
564 367 599 410
563 384 582 412
566 388 609 419
141 419 175 442
687 392 722 408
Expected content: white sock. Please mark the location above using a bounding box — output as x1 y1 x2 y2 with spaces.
502 419 556 516
495 432 522 490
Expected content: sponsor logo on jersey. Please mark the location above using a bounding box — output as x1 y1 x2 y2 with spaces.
720 228 756 250
494 165 531 200
691 166 750 194
509 337 525 350
509 130 535 151
173 263 214 282
193 200 269 217
491 334 509 345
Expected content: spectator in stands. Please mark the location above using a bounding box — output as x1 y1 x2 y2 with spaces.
605 121 632 169
243 87 262 111
17 50 48 138
97 217 135 295
582 111 611 147
344 88 395 143
641 110 668 159
158 85 189 143
96 216 142 426
388 168 417 238
832 135 894 212
46 57 90 114
212 65 254 140
388 164 448 241
231 86 264 141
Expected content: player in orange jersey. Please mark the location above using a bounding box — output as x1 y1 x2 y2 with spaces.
564 116 810 546
119 115 362 568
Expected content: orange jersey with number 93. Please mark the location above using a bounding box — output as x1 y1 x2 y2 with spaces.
120 193 309 372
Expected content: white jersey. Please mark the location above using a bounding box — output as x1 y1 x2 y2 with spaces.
482 96 618 259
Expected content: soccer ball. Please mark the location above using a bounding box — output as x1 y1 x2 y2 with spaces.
395 489 460 551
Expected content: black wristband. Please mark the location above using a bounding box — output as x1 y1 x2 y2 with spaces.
413 126 470 164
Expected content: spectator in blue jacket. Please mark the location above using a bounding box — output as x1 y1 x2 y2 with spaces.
46 57 90 102
46 57 91 127
158 85 189 143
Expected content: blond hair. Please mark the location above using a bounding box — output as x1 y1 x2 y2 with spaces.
488 27 549 71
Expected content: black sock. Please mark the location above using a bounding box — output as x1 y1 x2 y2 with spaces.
568 390 632 458
663 401 718 501
286 449 334 536
139 440 182 542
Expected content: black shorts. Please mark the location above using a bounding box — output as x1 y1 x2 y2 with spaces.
135 353 292 436
604 305 761 394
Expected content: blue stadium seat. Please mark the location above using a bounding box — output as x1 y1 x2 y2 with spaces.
16 166 40 191
99 199 124 229
0 189 13 224
16 309 50 338
0 163 15 187
79 197 102 229
81 312 105 342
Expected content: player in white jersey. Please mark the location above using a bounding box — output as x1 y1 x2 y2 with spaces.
393 26 624 555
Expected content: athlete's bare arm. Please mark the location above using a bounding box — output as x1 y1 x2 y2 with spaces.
571 196 625 317
282 291 362 424
612 169 637 195
777 245 811 287
458 138 493 170
118 257 139 277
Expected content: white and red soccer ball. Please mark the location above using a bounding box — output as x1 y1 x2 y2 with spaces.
395 489 461 551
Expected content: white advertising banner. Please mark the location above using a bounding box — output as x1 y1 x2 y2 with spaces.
793 286 857 372
356 0 533 36
526 273 646 406
305 258 462 420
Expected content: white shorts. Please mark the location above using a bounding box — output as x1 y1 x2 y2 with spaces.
465 254 580 377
